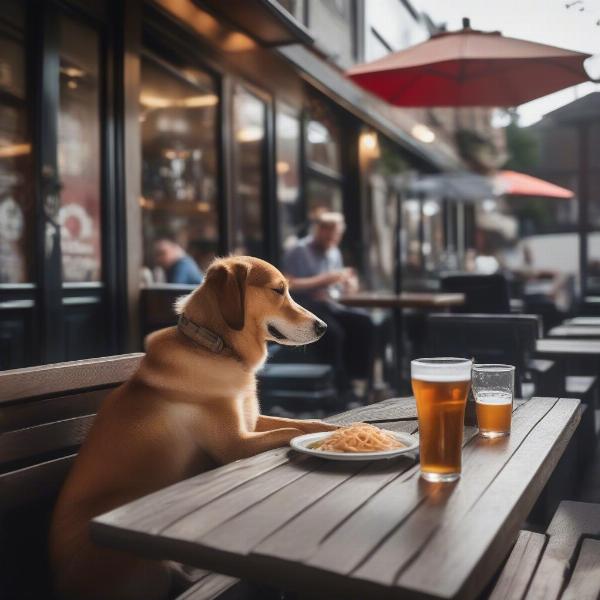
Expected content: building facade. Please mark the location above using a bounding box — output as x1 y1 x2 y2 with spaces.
1 0 494 370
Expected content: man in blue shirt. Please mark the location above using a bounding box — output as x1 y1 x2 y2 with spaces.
154 238 204 285
283 212 374 395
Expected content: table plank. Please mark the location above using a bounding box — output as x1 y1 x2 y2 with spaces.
353 398 557 588
328 396 417 424
396 398 581 600
565 317 600 326
338 292 465 309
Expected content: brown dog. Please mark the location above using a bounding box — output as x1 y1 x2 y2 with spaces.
49 256 337 600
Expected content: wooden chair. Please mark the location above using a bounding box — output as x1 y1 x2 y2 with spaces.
490 501 600 600
0 354 243 600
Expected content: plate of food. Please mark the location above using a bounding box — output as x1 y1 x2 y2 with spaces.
290 423 418 461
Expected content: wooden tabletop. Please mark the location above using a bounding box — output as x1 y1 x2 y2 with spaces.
338 291 465 309
548 324 600 339
536 338 600 356
91 396 581 600
564 317 600 326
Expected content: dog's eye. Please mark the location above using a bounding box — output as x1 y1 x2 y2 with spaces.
272 287 285 296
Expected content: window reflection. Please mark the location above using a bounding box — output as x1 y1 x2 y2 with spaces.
0 1 33 283
276 106 301 250
58 15 102 283
306 97 341 174
231 86 266 257
140 54 219 279
306 178 342 217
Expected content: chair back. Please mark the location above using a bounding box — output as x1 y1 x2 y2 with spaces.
441 273 511 314
426 314 542 397
0 354 143 599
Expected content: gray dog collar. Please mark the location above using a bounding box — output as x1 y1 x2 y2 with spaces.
178 314 225 354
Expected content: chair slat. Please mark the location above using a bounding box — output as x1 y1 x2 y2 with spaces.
0 353 143 403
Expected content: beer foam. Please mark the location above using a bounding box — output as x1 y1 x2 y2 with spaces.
411 358 472 382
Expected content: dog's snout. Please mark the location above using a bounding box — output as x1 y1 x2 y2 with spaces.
314 319 327 337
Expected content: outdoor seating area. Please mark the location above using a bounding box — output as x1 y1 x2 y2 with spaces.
2 1 600 599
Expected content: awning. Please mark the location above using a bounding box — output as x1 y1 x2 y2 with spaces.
393 172 497 202
196 0 314 46
495 170 574 198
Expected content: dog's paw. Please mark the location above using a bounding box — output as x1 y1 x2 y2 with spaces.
297 420 339 433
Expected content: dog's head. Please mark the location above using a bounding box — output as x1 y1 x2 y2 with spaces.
177 256 327 351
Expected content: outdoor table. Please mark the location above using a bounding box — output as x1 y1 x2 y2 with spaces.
536 338 600 376
338 291 465 309
92 396 581 600
338 292 465 389
548 324 600 338
564 316 600 326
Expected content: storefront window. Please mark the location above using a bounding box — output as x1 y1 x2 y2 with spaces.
276 105 301 249
306 178 342 216
58 15 102 283
306 97 341 174
140 53 219 279
231 86 266 257
0 1 33 283
305 95 343 225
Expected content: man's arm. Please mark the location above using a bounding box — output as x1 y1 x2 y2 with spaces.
286 271 344 291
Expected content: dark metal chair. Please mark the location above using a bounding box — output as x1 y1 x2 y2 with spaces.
441 273 511 314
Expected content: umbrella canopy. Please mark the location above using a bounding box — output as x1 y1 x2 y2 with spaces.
347 21 591 107
495 170 574 198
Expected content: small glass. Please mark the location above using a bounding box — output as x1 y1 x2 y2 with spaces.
473 364 515 439
411 357 472 483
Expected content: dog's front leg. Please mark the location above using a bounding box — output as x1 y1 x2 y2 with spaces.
218 428 303 463
255 415 338 433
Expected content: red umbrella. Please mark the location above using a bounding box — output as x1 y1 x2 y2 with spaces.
347 20 591 107
495 170 574 198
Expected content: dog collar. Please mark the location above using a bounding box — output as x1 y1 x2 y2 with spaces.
178 314 225 354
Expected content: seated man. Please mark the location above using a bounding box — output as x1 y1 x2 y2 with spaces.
283 212 375 395
154 237 204 285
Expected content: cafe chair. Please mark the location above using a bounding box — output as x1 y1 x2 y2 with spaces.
0 355 244 600
440 273 511 314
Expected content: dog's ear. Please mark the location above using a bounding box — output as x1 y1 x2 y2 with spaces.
208 262 249 331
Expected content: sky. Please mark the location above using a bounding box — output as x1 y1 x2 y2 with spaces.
412 0 600 126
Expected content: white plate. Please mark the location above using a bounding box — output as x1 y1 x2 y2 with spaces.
290 430 419 461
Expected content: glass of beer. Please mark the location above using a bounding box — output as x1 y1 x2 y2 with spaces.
473 364 515 438
411 358 472 483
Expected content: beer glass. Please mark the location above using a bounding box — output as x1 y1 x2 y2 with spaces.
473 364 515 438
411 358 472 482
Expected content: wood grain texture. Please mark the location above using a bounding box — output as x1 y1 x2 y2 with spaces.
527 500 600 600
0 353 143 403
0 414 95 467
91 397 582 600
488 531 546 600
177 572 242 600
561 538 600 600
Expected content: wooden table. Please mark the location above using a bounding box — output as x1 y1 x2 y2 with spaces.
338 291 465 309
548 324 600 339
536 338 600 356
92 396 581 600
338 292 465 390
564 317 600 326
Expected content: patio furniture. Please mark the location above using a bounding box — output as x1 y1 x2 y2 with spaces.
426 313 550 397
440 273 511 314
0 355 242 600
549 324 600 338
490 501 600 600
91 396 581 600
338 291 465 389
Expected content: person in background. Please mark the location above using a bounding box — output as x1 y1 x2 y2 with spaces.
153 237 204 285
283 211 375 396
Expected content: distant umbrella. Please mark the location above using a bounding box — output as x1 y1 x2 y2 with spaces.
347 19 592 107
